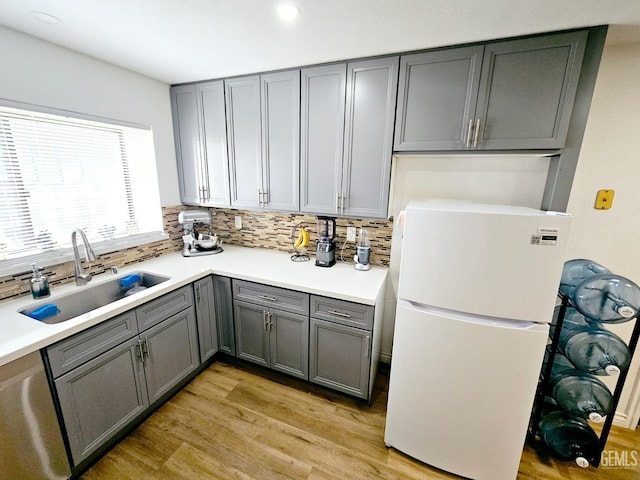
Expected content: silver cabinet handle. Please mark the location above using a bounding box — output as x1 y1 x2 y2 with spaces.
258 295 277 302
142 337 150 359
195 284 201 303
473 118 481 148
465 118 474 148
263 310 268 330
262 190 268 206
341 193 346 214
268 312 273 331
365 336 371 358
328 310 351 319
136 339 144 362
258 189 263 207
336 191 340 214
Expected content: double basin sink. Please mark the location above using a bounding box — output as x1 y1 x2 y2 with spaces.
19 272 170 324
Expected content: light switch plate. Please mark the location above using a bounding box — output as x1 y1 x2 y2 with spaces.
235 216 242 228
346 227 356 242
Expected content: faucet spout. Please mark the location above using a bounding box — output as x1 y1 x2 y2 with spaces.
71 229 96 286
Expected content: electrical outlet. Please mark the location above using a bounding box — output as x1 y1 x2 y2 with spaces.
346 226 356 242
234 216 242 229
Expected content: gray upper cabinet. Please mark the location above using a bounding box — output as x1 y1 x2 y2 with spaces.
198 81 231 205
394 47 483 151
261 70 300 211
394 30 587 151
300 64 346 215
475 31 587 150
170 82 231 206
341 57 399 218
171 85 202 204
301 58 398 219
225 75 262 209
226 71 300 211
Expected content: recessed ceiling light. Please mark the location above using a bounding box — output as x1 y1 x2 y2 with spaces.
277 3 300 21
30 11 62 24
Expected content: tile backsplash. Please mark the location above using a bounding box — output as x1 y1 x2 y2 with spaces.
0 205 392 301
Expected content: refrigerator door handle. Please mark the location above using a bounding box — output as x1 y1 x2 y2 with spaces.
400 299 549 332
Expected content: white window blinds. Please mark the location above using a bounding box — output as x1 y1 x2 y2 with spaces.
0 103 163 270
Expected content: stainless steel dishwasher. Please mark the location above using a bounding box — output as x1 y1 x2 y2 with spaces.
0 351 71 479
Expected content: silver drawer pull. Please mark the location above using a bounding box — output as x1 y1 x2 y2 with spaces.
328 310 351 319
258 295 277 302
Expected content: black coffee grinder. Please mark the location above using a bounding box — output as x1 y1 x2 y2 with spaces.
315 216 336 267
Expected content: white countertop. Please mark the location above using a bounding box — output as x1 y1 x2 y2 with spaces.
0 245 387 367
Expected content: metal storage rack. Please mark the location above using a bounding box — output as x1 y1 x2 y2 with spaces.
529 291 640 467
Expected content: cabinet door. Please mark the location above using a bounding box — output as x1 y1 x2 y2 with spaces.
300 64 346 215
197 81 231 206
234 300 270 367
55 337 149 466
194 276 218 363
309 318 371 400
394 46 483 151
475 31 587 149
342 57 399 218
261 70 300 212
225 75 262 209
170 84 203 205
269 309 309 380
142 307 199 405
214 275 235 356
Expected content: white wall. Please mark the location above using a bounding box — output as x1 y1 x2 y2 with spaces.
0 26 180 206
564 42 640 426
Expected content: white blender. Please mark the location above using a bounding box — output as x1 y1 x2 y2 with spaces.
354 227 371 271
178 210 223 257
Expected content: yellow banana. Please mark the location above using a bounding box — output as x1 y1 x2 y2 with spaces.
294 228 304 248
301 228 310 248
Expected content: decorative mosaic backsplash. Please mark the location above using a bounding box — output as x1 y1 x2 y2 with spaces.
0 205 393 301
207 208 393 267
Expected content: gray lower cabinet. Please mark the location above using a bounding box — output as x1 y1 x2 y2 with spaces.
234 299 309 380
232 280 309 380
394 30 588 151
213 275 235 356
301 57 398 219
46 288 200 468
309 296 375 400
194 275 219 362
54 336 148 466
170 81 230 206
309 318 370 399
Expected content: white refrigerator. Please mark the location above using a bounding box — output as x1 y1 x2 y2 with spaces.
384 200 572 480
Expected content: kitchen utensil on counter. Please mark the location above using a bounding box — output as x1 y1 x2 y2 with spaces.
354 227 371 271
178 210 223 257
315 216 336 267
290 224 310 262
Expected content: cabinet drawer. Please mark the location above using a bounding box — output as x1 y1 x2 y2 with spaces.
232 279 309 316
46 311 138 378
136 285 194 332
310 295 374 330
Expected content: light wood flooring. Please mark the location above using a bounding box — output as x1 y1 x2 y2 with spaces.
81 359 640 480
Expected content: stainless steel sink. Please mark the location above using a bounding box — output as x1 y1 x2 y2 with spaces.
20 271 170 324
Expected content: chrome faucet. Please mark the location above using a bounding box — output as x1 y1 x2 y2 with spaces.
71 229 97 286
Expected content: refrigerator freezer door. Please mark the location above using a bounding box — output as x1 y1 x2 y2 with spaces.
398 200 572 323
385 300 549 480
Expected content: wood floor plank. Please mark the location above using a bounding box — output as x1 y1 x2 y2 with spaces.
81 359 640 480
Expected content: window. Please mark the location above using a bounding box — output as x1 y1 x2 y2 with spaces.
0 101 164 274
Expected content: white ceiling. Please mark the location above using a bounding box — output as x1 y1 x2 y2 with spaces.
1 0 640 85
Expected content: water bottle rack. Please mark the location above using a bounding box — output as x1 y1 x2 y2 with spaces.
529 293 640 467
